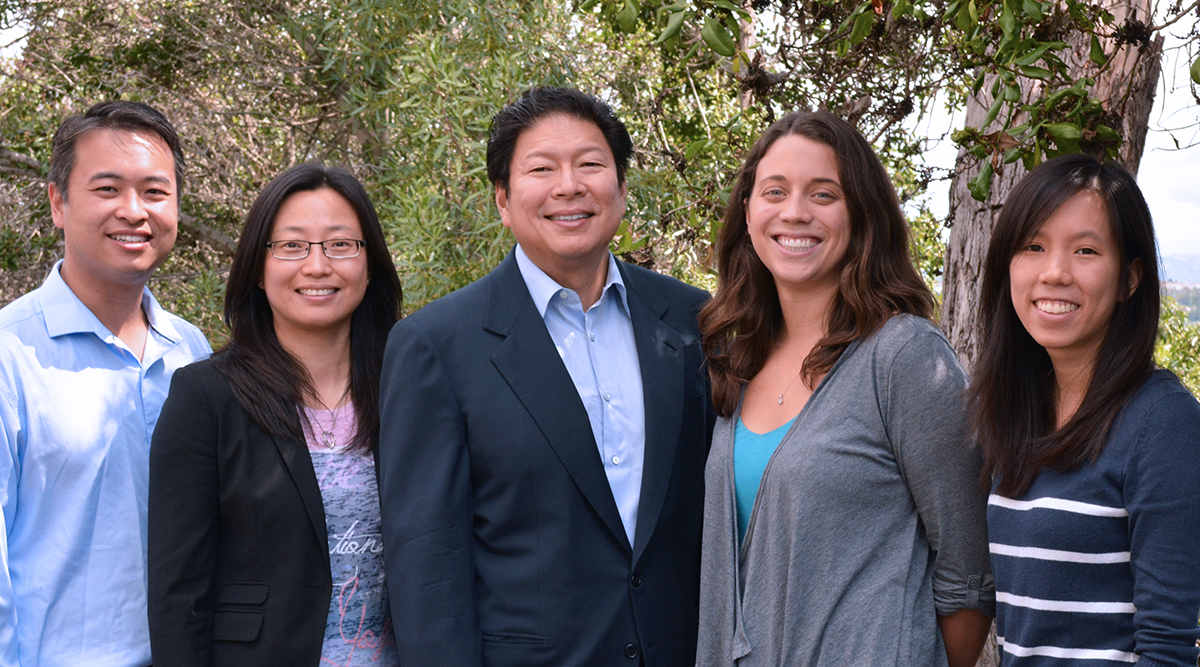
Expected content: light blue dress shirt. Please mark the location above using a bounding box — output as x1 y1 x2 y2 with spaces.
0 262 210 667
514 246 646 546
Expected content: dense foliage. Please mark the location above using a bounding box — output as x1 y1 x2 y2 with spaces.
1 0 1197 394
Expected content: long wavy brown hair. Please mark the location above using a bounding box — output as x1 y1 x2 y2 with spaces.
699 111 934 417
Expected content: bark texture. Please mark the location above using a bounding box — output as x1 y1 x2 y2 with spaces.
943 0 1163 374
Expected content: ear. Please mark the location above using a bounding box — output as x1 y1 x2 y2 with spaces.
1124 258 1143 300
49 182 66 230
495 183 512 229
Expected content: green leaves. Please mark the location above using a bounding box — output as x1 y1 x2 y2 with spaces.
1191 56 1200 85
849 11 876 44
615 0 640 32
968 160 994 201
1089 35 1108 67
700 16 736 57
654 10 686 43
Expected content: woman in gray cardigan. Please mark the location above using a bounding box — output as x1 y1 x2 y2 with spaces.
696 112 994 667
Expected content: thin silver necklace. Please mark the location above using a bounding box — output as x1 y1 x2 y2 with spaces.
777 370 802 405
310 388 349 449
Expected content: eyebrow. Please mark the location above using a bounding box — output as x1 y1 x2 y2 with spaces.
523 146 610 161
273 224 357 235
759 175 842 187
86 172 173 186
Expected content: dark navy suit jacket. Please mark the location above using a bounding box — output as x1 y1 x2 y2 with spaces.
378 250 714 667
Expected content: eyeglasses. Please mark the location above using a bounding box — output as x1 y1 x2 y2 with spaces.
265 238 366 260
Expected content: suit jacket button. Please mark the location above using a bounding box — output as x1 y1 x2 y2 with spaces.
630 574 642 587
624 644 640 659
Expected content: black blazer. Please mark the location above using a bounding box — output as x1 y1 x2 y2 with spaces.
378 251 715 667
147 360 332 666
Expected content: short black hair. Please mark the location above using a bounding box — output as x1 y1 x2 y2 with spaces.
49 101 185 203
486 87 633 191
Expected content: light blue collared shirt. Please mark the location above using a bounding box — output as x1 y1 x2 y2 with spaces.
0 261 210 667
514 246 646 546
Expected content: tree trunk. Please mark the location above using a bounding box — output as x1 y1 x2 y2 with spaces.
942 0 1163 372
939 4 1163 666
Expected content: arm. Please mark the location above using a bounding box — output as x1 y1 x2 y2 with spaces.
1126 389 1200 666
0 382 19 667
146 366 221 667
378 319 482 666
937 609 992 667
883 327 995 666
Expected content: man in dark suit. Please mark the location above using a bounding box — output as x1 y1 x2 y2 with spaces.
378 87 714 667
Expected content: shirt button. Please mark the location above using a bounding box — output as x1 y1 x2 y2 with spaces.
589 331 595 341
631 574 642 587
602 392 611 402
611 456 620 465
624 644 640 660
559 290 569 299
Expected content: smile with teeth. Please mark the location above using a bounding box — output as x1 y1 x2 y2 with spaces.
776 236 819 251
1035 300 1079 314
298 288 337 296
109 234 147 243
548 213 592 221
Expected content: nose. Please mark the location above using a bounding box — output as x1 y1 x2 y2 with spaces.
300 243 333 275
115 189 148 223
1040 249 1073 285
779 194 809 224
552 166 585 197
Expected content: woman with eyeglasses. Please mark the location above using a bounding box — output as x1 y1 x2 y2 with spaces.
147 164 403 666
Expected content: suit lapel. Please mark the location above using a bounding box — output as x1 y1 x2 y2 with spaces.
485 254 631 552
272 429 331 570
621 264 686 562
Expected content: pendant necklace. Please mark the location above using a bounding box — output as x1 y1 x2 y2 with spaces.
777 370 802 405
311 387 350 450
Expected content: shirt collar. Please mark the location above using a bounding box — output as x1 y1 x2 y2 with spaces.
514 245 629 318
38 260 185 344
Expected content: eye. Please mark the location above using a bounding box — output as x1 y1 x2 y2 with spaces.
328 239 353 249
281 240 304 250
1023 242 1044 252
762 187 786 198
1076 247 1099 255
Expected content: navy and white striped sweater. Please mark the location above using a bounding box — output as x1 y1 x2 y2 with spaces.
989 370 1200 667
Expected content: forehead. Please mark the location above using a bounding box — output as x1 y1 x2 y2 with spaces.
271 188 363 235
755 134 840 181
69 128 175 183
1036 190 1114 241
511 113 612 162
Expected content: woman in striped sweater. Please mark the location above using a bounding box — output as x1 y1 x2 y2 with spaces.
970 153 1200 666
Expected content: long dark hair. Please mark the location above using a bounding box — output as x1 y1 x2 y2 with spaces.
212 164 402 454
970 154 1159 497
699 111 934 417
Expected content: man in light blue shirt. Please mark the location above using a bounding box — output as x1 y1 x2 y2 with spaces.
0 101 210 667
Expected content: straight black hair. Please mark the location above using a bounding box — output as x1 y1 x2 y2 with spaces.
970 154 1159 497
487 86 633 191
212 163 402 454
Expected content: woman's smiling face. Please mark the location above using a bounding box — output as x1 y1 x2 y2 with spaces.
1008 189 1136 370
745 134 851 302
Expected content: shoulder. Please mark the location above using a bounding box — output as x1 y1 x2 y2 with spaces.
1115 370 1200 447
161 311 212 356
618 260 709 308
399 269 497 331
0 285 46 334
861 314 956 364
167 358 234 401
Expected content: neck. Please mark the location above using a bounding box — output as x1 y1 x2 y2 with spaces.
776 281 836 345
58 262 151 358
545 254 610 310
277 325 353 409
1050 351 1097 429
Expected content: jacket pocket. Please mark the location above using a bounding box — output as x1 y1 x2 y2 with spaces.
481 632 551 646
217 582 269 605
212 610 264 642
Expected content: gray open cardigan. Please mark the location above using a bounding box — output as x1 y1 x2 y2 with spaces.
696 315 995 667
